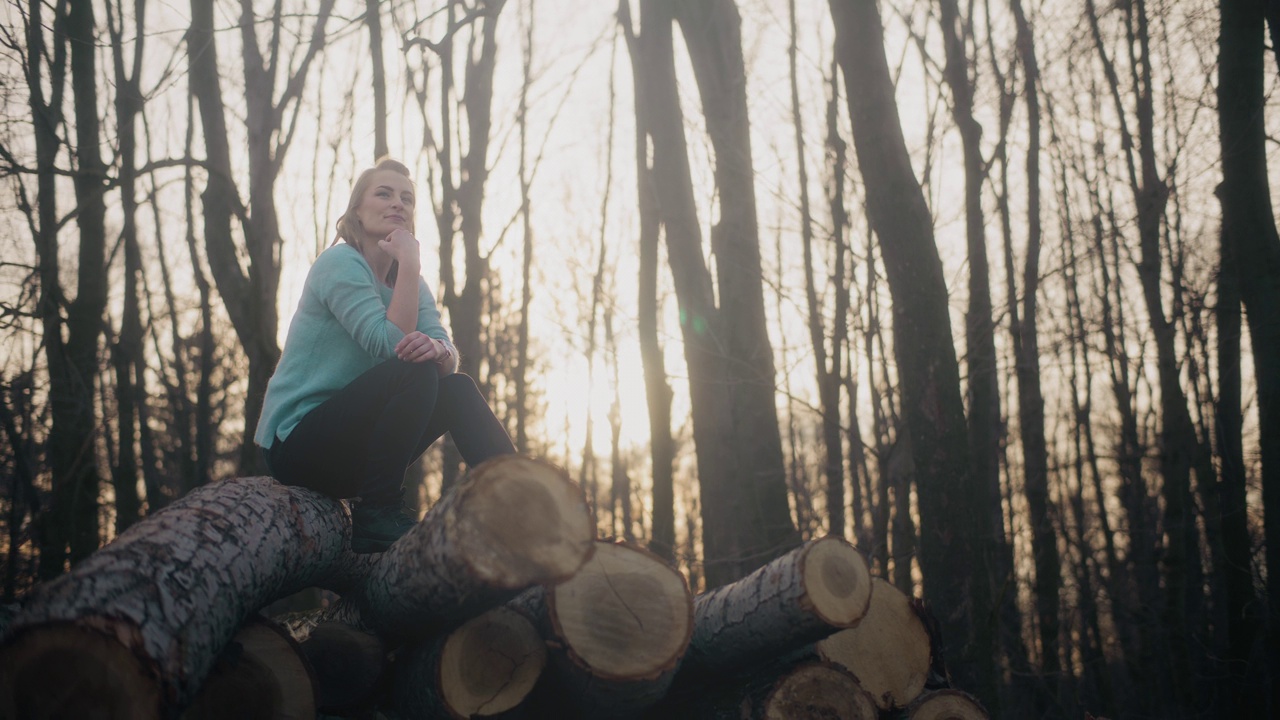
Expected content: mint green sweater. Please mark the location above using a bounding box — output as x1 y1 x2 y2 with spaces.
254 243 457 449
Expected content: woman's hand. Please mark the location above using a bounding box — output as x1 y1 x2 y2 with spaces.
396 331 449 364
377 228 421 273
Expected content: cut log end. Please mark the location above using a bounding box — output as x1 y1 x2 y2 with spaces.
905 689 990 720
0 623 159 720
457 455 596 588
802 536 872 627
439 606 547 717
763 662 878 720
298 622 385 712
816 578 930 709
552 541 692 680
183 618 315 720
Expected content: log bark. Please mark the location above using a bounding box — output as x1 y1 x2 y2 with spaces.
680 536 871 676
182 617 315 720
354 455 595 640
903 689 989 719
516 540 693 718
0 477 348 717
815 578 931 709
391 605 547 719
652 659 877 720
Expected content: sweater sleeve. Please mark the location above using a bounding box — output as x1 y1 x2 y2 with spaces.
310 247 405 359
416 277 459 375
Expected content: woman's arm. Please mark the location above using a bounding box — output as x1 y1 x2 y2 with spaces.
381 229 421 334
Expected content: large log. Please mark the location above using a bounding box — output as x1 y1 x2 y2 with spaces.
355 454 596 640
902 689 989 719
296 621 385 712
517 540 693 719
680 535 872 676
391 605 547 719
815 577 931 709
0 477 349 718
649 659 877 720
181 616 315 720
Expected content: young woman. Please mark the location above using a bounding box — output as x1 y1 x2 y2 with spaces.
255 158 515 552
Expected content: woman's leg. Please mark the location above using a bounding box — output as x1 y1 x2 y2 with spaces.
410 373 516 466
269 359 439 504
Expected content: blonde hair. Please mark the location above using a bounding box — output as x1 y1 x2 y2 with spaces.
334 157 415 247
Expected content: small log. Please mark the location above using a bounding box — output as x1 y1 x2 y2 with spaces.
0 477 349 717
182 616 315 720
391 605 547 719
680 535 871 676
357 454 596 640
297 621 385 712
815 577 931 710
649 659 877 720
518 540 693 719
903 689 989 719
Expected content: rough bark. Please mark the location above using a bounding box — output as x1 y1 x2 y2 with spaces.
815 578 931 710
679 536 871 677
391 605 546 719
827 0 990 701
0 477 349 716
515 540 692 718
1217 0 1278 711
355 455 595 640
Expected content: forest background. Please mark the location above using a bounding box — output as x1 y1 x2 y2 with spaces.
1 0 1277 718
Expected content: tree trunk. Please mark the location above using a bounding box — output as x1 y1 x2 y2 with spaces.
618 0 676 563
636 0 799 587
791 0 845 539
827 0 993 703
1 478 350 715
182 617 315 720
1217 0 1278 711
680 537 871 677
365 0 388 160
1005 0 1062 706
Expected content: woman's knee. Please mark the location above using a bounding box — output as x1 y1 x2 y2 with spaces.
384 358 440 393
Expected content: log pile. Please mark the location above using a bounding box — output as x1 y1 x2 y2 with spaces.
0 456 989 719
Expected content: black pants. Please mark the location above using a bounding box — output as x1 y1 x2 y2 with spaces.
266 359 515 505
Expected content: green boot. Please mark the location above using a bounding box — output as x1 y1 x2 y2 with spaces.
350 500 419 553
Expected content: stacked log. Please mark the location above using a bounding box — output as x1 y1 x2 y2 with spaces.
902 689 989 719
0 458 990 719
516 540 693 718
0 477 349 717
391 605 546 718
815 577 933 710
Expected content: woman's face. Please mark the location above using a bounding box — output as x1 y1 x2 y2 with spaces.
354 170 416 239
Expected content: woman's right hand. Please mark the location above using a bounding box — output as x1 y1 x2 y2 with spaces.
377 228 421 271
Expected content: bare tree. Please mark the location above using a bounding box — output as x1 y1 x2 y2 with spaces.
828 0 997 706
617 0 676 562
1217 0 1277 711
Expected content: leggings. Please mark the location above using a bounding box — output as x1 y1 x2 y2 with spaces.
265 359 515 505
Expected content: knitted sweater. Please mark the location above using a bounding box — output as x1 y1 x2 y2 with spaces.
254 243 457 449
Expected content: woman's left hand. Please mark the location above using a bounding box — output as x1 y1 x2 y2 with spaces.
397 331 446 364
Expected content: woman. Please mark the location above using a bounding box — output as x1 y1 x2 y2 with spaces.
255 158 515 552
